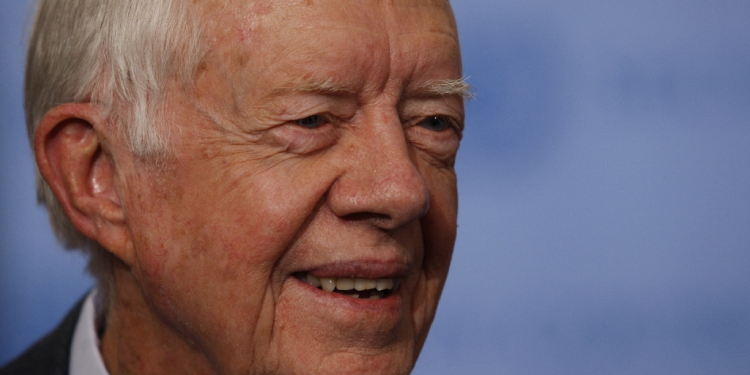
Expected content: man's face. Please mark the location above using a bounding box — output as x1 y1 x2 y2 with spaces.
116 0 463 373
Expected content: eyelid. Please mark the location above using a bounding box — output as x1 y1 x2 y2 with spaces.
294 113 329 128
442 115 462 133
410 114 463 139
294 109 357 127
399 97 464 129
265 114 340 155
445 116 464 140
269 94 358 122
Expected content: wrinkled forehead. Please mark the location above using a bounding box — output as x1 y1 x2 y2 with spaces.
196 0 458 49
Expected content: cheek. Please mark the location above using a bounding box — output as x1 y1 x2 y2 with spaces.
123 155 339 312
420 161 458 243
412 162 458 296
122 185 303 363
128 185 291 287
415 161 457 311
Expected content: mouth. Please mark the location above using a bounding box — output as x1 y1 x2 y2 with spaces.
294 272 401 300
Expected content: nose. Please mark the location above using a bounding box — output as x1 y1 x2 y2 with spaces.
327 110 430 230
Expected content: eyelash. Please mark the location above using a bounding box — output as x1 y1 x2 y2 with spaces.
418 115 458 132
292 113 462 140
294 114 329 129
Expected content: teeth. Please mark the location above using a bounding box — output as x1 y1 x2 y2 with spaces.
376 278 393 291
336 278 354 291
354 278 377 291
320 277 336 293
307 274 321 288
300 273 398 296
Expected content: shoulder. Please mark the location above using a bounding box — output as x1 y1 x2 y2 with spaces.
0 299 85 375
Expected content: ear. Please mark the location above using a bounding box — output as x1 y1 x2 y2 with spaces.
35 103 136 266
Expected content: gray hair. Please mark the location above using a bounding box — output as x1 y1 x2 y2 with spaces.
25 0 206 290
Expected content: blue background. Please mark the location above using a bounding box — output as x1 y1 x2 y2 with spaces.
2 1 749 373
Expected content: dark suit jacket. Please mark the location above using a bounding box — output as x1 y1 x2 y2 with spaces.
0 299 85 375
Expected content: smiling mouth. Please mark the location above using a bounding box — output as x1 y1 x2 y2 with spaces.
294 272 401 299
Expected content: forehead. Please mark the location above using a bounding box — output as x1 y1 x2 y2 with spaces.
199 0 457 32
196 0 461 93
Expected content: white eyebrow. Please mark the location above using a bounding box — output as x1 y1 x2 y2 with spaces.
419 76 474 99
270 77 473 99
270 77 357 97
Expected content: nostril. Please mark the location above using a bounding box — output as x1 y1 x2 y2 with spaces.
341 212 401 230
342 212 391 223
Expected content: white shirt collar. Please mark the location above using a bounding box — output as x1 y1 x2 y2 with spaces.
69 289 110 375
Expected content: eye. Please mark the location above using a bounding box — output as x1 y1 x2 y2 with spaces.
294 114 327 129
419 115 453 132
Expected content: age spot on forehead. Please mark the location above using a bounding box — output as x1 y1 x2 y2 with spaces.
199 0 276 46
236 0 275 39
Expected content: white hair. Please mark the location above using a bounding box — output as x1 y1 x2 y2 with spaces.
25 0 206 289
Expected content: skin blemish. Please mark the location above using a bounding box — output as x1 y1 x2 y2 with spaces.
250 1 274 16
234 1 274 43
237 26 255 43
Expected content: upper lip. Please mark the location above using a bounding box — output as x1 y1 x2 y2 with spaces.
298 260 410 280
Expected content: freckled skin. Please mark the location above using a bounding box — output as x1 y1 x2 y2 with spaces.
99 0 463 374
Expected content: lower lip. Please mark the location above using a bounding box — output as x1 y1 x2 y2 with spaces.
291 277 403 315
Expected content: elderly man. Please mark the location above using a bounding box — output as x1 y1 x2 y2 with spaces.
2 0 467 374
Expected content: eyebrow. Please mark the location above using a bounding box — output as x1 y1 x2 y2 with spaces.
268 77 357 98
418 77 474 100
267 76 473 99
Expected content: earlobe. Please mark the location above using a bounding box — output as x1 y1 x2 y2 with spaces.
35 103 135 266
